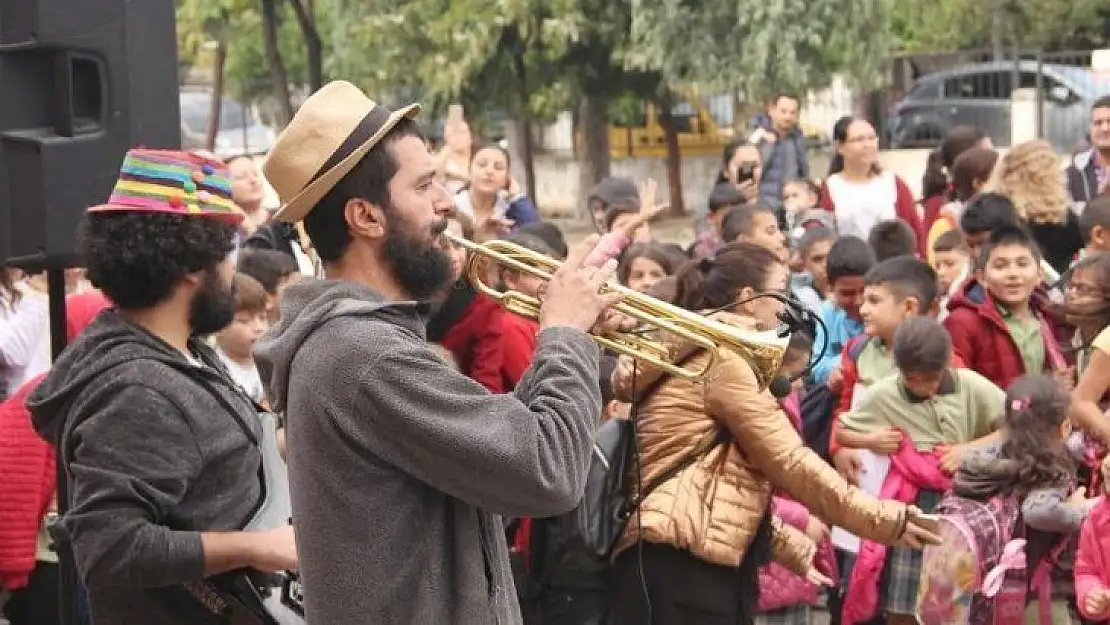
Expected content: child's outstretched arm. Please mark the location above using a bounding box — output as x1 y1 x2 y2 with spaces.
583 178 666 268
1076 511 1110 620
1022 485 1090 534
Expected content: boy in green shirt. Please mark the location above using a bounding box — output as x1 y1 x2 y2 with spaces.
839 317 1004 467
838 317 1003 624
828 255 940 480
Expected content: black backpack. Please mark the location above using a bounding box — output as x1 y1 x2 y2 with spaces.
555 349 722 566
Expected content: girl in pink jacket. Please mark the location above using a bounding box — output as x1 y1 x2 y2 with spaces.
1076 457 1110 622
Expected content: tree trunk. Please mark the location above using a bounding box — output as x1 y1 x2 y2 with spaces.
732 90 745 132
260 0 294 124
204 41 227 151
991 1 1006 62
288 0 323 92
515 118 537 202
510 43 537 199
656 95 686 217
576 95 611 224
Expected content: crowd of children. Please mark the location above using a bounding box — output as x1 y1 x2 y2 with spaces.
420 145 1110 625
2 119 1110 625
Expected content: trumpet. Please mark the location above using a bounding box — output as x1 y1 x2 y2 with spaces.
441 232 789 387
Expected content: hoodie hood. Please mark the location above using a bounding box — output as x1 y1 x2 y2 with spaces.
254 278 430 413
28 310 213 445
947 276 1056 324
946 277 990 315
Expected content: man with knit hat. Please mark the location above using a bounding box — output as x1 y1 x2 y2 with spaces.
27 150 297 625
254 81 625 624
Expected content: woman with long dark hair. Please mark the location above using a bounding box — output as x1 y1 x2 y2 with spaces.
716 137 764 201
696 138 768 246
453 143 540 240
608 242 939 625
820 116 924 255
920 126 991 229
925 147 999 262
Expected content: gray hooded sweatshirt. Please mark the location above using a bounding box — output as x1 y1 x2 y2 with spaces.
27 311 264 625
253 279 602 625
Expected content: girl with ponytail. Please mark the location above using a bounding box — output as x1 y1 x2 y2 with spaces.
926 146 999 263
608 241 938 625
920 126 991 230
953 375 1094 623
819 116 924 255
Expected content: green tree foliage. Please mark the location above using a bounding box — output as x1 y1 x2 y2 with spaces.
626 0 896 101
824 0 899 89
334 0 585 123
176 0 333 104
891 0 1107 52
176 0 239 69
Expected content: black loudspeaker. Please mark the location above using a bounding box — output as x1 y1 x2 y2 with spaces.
0 0 181 265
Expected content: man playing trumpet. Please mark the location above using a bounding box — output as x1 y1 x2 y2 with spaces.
254 81 629 625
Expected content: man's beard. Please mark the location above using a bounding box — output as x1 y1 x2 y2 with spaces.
189 268 237 336
384 212 453 301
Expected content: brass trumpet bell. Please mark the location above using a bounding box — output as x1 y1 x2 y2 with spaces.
442 232 789 388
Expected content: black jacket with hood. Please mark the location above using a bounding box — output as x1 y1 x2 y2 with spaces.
27 311 264 625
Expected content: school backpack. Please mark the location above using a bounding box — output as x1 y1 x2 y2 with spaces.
915 494 1057 625
552 349 713 569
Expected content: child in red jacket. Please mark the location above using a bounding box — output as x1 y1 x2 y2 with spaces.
0 289 109 625
498 232 569 389
944 225 1072 391
427 214 506 392
1077 457 1110 622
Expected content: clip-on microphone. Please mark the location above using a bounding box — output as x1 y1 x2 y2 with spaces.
695 291 831 397
765 295 827 398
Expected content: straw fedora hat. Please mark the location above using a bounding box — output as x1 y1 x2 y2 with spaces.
264 81 420 223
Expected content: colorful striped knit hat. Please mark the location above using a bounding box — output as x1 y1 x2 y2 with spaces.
89 149 244 224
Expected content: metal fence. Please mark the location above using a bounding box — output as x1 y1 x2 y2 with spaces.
878 49 1107 152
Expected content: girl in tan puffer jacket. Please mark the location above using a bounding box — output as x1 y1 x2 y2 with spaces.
608 241 938 625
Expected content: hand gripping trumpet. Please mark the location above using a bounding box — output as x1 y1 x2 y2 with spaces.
441 232 790 388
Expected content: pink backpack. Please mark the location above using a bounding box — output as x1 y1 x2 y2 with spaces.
916 494 1057 625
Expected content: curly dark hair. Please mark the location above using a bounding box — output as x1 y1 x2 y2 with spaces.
78 212 236 310
994 374 1075 499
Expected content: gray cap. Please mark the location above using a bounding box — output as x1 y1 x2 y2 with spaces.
586 177 639 209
